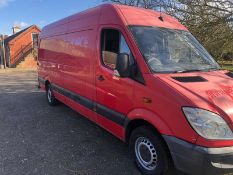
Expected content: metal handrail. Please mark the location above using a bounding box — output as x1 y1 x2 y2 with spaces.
10 42 33 66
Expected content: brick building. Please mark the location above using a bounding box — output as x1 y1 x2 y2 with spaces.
4 25 41 68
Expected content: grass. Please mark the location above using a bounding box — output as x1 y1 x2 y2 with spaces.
222 65 233 72
219 63 233 72
218 61 233 72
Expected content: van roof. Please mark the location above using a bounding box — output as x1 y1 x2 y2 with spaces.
111 4 187 30
41 4 187 38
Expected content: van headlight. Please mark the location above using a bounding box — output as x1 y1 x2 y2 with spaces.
182 107 233 140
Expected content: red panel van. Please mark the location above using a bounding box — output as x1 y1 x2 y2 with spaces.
38 4 233 175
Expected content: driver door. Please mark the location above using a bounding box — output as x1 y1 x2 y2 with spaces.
95 26 135 138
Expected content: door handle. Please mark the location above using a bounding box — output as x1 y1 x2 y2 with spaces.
97 75 105 81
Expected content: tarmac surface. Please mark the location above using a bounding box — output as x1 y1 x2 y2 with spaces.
0 69 186 175
0 69 142 175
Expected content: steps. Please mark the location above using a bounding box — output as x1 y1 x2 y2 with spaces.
16 55 37 69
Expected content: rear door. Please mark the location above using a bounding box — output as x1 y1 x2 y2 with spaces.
95 26 136 138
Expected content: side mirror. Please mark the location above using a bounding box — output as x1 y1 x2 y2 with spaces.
115 53 130 77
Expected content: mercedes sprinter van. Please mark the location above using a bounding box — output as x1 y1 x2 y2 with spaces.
38 4 233 175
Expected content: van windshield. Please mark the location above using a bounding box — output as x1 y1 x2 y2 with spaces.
129 26 220 73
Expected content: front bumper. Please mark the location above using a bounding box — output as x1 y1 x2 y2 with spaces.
163 135 233 175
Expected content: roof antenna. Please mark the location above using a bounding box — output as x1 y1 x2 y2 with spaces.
158 0 164 21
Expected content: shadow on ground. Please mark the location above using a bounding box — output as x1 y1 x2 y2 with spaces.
0 70 183 175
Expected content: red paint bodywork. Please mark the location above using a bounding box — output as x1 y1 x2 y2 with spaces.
38 4 233 148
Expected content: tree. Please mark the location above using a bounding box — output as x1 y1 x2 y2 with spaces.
165 0 233 59
104 0 233 61
102 0 162 9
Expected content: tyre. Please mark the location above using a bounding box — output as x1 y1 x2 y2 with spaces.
129 126 173 175
46 84 58 106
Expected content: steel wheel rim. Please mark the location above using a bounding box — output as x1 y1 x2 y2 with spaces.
135 137 158 171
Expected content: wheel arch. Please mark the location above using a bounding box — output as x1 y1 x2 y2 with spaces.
45 80 50 90
125 108 173 143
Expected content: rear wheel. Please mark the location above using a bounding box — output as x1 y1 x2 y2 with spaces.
129 126 173 175
46 84 57 106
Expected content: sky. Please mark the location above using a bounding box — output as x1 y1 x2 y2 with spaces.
0 0 103 35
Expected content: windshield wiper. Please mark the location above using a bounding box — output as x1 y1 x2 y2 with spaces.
175 69 203 73
153 68 221 74
205 68 222 72
176 67 222 73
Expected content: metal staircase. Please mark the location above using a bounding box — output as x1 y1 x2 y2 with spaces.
10 42 34 68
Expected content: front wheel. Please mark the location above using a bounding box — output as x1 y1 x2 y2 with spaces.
129 126 173 175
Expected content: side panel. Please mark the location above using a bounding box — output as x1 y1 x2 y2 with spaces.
38 8 101 123
60 28 97 122
38 34 68 88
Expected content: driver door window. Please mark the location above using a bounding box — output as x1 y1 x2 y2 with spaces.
101 29 133 70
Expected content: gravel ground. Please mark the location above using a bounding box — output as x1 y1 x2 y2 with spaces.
0 69 142 175
0 69 187 175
